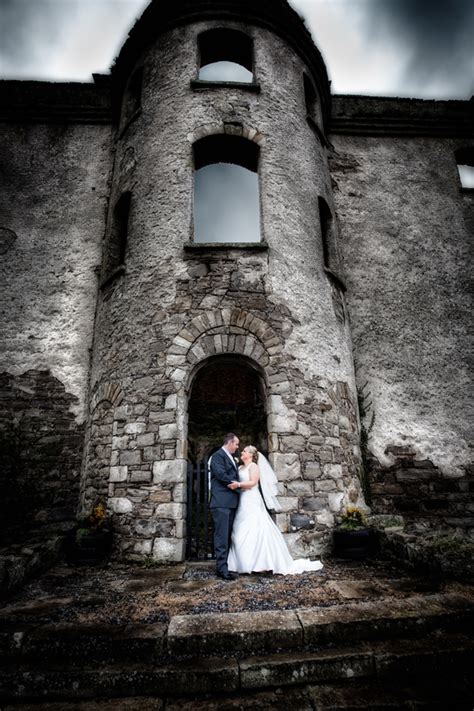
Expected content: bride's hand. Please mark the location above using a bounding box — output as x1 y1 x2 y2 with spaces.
228 481 240 490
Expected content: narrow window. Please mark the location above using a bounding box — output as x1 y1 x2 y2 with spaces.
193 135 260 244
304 73 318 120
318 196 334 269
455 147 474 189
105 192 131 278
198 29 253 83
122 67 143 125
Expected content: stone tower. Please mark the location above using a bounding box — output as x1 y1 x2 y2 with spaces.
79 0 365 561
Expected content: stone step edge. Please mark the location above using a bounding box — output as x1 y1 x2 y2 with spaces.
0 633 472 703
166 590 474 656
2 590 473 663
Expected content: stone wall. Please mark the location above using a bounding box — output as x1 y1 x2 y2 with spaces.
0 371 84 541
329 107 473 482
0 86 113 534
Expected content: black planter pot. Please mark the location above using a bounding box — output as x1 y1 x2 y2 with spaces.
333 527 378 559
65 529 113 565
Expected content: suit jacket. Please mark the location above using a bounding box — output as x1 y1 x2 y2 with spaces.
209 448 240 509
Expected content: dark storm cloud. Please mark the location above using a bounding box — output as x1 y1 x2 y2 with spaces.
0 0 77 74
365 0 474 95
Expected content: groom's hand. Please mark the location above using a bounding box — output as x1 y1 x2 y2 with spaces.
228 481 240 490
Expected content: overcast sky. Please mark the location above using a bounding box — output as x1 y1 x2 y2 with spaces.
0 0 473 99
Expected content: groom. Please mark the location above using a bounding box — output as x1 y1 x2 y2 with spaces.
209 432 241 580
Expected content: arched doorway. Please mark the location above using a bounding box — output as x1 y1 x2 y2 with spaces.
186 355 268 559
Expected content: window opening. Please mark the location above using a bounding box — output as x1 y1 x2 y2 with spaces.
122 67 143 125
198 28 253 83
455 147 474 189
193 135 260 244
104 192 131 280
318 196 333 269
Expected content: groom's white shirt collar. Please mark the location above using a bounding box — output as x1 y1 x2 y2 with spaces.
222 446 237 468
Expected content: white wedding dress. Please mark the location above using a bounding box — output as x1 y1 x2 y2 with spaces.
227 464 324 575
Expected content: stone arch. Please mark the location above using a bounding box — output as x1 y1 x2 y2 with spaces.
187 122 266 147
90 382 124 413
166 308 283 384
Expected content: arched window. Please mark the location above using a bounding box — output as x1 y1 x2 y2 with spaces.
193 135 261 244
455 147 474 189
121 66 143 128
303 73 318 120
198 28 253 83
318 196 343 276
102 192 131 285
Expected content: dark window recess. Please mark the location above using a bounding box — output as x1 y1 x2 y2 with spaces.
102 192 131 285
318 196 333 269
121 67 143 125
304 73 318 120
193 134 261 244
198 28 253 82
455 147 474 189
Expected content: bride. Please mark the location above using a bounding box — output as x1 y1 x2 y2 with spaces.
227 446 323 575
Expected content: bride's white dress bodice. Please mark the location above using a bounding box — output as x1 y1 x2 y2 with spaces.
227 464 323 575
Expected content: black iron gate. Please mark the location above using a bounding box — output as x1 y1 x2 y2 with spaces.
186 459 214 560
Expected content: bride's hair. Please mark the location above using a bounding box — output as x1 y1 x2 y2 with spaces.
247 445 258 463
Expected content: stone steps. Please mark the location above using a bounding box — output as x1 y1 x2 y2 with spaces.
0 591 473 704
0 633 472 704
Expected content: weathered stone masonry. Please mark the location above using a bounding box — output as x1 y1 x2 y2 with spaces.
1 0 472 556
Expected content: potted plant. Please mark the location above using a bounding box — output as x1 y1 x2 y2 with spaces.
333 506 378 559
65 501 113 564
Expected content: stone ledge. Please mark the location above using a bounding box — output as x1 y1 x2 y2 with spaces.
184 241 269 251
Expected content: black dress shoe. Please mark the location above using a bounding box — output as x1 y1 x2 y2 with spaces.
216 571 237 581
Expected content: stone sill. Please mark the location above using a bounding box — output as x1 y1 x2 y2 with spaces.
190 79 261 93
184 241 268 252
100 265 126 290
324 267 347 292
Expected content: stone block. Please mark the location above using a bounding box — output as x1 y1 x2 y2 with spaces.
153 459 187 485
173 483 186 503
328 492 344 513
119 450 141 466
150 491 172 503
304 462 322 480
301 497 327 512
165 394 177 410
109 466 128 483
316 510 335 527
323 464 343 480
286 480 314 497
276 497 299 513
109 497 133 514
125 422 146 435
112 436 129 451
290 513 315 530
281 435 307 451
143 446 161 462
272 453 301 481
130 471 152 483
159 423 178 440
168 609 303 657
152 537 185 563
135 519 160 537
275 513 288 532
136 433 155 447
157 502 185 519
133 539 153 555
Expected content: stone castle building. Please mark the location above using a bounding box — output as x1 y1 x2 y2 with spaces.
1 0 472 561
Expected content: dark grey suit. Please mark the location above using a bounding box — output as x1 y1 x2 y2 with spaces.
210 448 240 576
